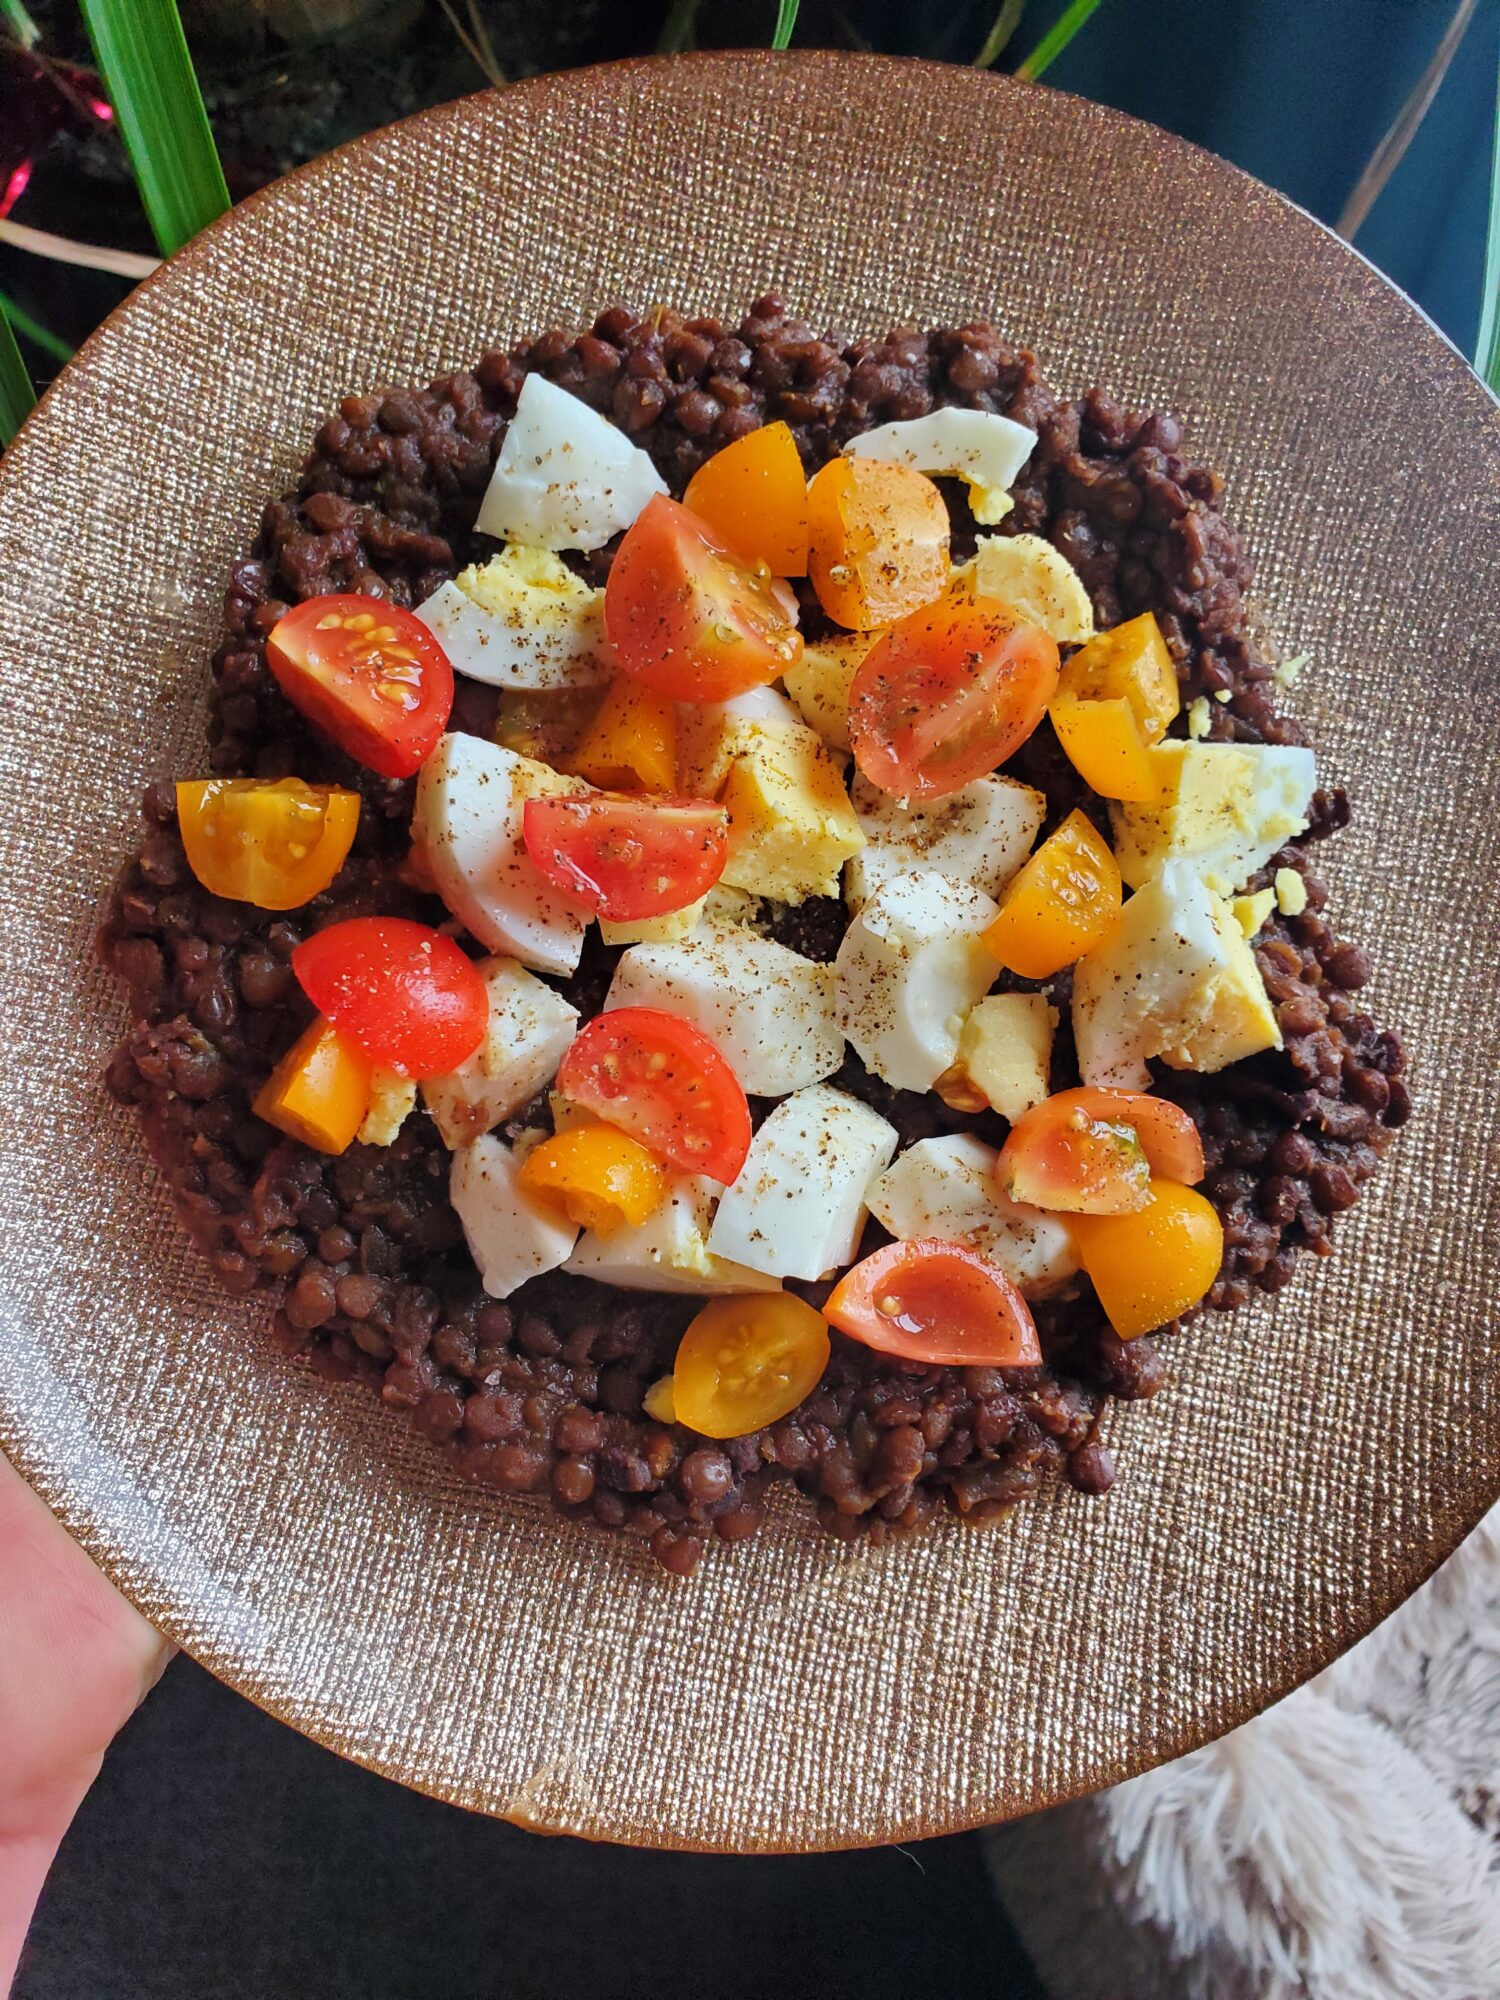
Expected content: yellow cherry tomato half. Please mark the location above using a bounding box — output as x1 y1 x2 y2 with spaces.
671 1294 831 1439
683 420 810 577
1049 693 1161 803
568 677 677 792
1068 1180 1225 1339
517 1122 668 1237
806 457 950 629
1056 610 1179 744
982 807 1122 979
177 777 360 911
252 1013 373 1155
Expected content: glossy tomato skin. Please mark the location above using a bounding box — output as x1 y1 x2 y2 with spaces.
292 916 488 1079
267 595 454 780
556 1006 751 1184
521 793 729 921
604 495 802 703
824 1238 1041 1368
997 1087 1205 1216
670 1295 831 1438
849 591 1060 801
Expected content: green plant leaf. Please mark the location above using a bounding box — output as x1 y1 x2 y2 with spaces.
772 0 801 50
79 0 231 258
0 287 71 364
0 303 36 449
1477 56 1500 393
0 0 41 51
973 0 1025 69
1015 0 1104 81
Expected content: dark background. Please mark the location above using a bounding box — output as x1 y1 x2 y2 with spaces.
9 3 1495 1994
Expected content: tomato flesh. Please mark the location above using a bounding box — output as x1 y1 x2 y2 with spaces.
849 591 1060 801
522 792 729 921
176 777 360 910
682 421 810 576
604 495 802 703
806 458 951 630
997 1087 1206 1216
556 1006 752 1184
267 594 454 780
292 916 488 1079
1069 1180 1224 1338
825 1239 1041 1367
671 1294 831 1437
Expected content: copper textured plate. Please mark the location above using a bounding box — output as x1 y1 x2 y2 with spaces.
0 51 1497 1852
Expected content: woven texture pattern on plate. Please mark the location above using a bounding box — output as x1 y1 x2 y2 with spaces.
0 52 1496 1852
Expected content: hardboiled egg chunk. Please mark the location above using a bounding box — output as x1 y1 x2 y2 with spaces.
844 407 1037 525
844 771 1045 911
451 1133 579 1299
414 545 612 691
567 1175 781 1296
835 870 1001 1092
867 1133 1079 1299
421 957 579 1149
476 372 667 552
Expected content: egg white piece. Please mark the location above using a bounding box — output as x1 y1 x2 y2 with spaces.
844 407 1037 524
422 957 579 1149
476 373 667 552
835 870 1000 1092
604 929 844 1097
844 771 1045 911
410 732 588 976
450 1133 578 1298
675 685 806 796
414 546 612 691
867 1134 1079 1300
706 1084 898 1282
567 1175 781 1295
1110 741 1317 896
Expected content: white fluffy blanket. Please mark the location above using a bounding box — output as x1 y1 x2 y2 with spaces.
985 1504 1500 2000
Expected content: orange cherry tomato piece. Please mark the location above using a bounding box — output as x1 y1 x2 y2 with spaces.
522 792 729 921
604 495 802 703
176 777 360 910
997 1087 1206 1216
1048 694 1161 803
683 420 810 576
671 1295 831 1438
849 592 1060 802
253 1014 373 1155
824 1239 1042 1368
1069 1180 1224 1338
806 457 951 630
266 594 454 779
1056 611 1179 744
556 1006 752 1184
517 1122 668 1236
568 678 676 792
292 916 488 1079
982 808 1121 978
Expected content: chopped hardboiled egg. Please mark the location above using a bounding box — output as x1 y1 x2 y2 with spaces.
598 897 707 948
844 770 1045 911
706 1084 898 1281
836 870 1000 1092
782 632 879 752
940 992 1056 1122
844 407 1037 525
421 957 579 1149
1072 859 1282 1089
867 1134 1079 1299
1109 741 1317 895
566 1174 780 1295
357 1066 417 1146
675 685 805 796
1274 866 1308 917
451 1132 579 1297
603 929 843 1096
414 546 611 691
476 372 666 552
411 733 588 976
719 721 866 903
1233 887 1277 938
953 533 1095 644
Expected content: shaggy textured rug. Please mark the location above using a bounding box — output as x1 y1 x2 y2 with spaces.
985 1505 1500 2000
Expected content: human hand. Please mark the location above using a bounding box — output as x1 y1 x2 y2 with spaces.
0 1451 171 1992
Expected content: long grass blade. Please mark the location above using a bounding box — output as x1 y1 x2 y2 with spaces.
0 0 40 50
79 0 230 257
1337 0 1478 239
0 217 160 281
0 288 71 365
1477 57 1500 392
1015 0 1103 81
657 0 700 52
973 0 1025 69
772 0 801 50
0 305 36 448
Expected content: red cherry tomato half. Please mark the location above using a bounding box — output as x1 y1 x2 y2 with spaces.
266 594 454 780
996 1087 1205 1216
604 495 803 703
849 591 1060 801
522 793 730 921
556 1006 752 1184
824 1239 1041 1368
292 916 487 1079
